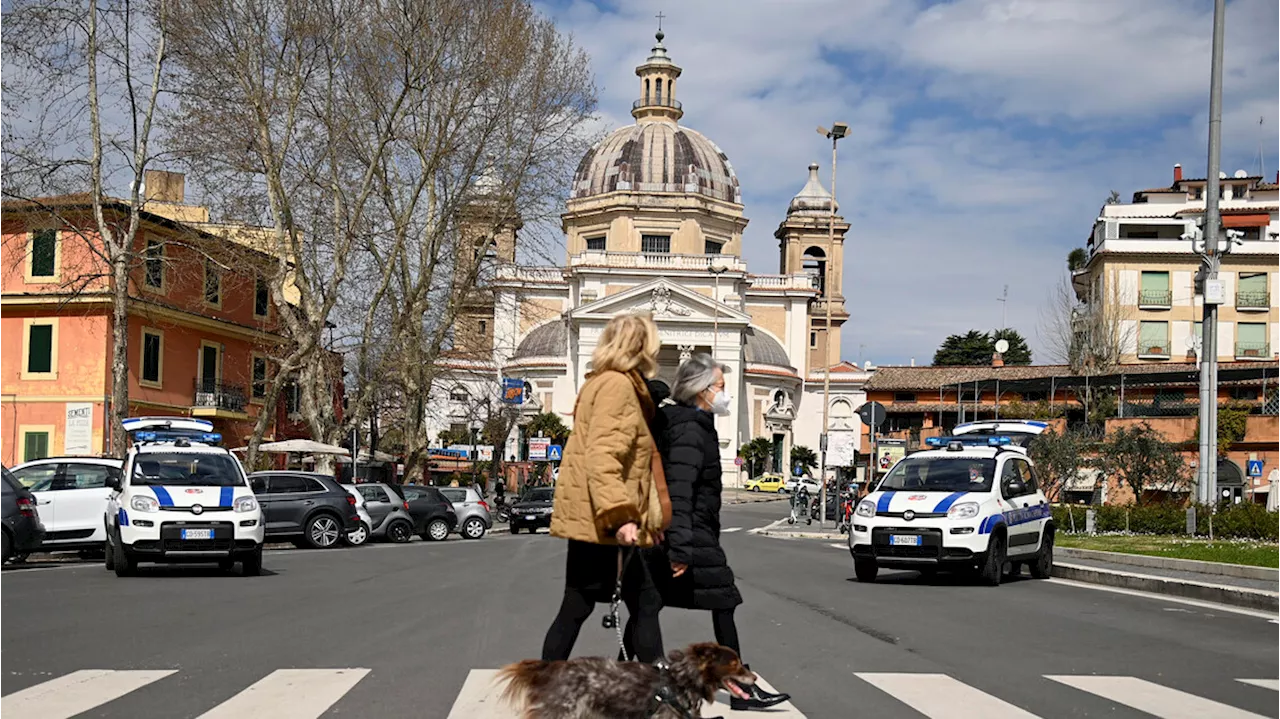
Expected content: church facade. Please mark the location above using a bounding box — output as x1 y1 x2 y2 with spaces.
430 32 869 482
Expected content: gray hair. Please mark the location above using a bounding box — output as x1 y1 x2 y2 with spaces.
671 353 730 405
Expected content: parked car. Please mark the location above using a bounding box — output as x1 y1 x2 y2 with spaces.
342 485 375 545
3 466 45 563
10 457 122 553
509 486 554 534
352 483 416 543
436 486 492 539
394 484 457 541
247 471 361 549
783 477 820 494
744 473 785 493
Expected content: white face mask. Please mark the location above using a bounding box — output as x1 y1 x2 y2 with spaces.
707 389 732 416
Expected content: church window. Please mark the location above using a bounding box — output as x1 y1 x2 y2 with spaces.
585 236 606 251
704 240 723 255
802 247 827 296
450 387 470 404
641 234 670 254
644 79 650 103
809 332 816 348
479 320 488 335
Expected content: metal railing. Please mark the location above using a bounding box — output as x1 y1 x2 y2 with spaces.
193 379 247 413
1137 344 1170 358
1235 342 1271 359
1138 289 1172 307
1236 290 1270 309
632 98 682 111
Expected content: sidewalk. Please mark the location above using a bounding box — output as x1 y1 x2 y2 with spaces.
1054 548 1279 611
750 518 846 539
722 488 789 505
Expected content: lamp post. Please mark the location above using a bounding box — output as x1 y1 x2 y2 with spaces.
709 260 730 481
815 121 849 529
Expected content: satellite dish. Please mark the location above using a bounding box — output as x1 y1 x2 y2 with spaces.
995 339 1010 354
1233 169 1248 178
1218 171 1227 179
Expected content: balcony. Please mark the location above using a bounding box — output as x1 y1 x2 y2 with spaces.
632 98 682 112
1137 289 1172 309
1236 290 1270 311
192 379 248 419
1137 344 1170 360
1235 343 1272 360
747 274 819 292
570 251 747 273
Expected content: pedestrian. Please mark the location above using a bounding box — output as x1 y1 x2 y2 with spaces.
540 312 670 663
651 353 791 710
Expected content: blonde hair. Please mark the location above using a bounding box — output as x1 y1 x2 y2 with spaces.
592 312 660 378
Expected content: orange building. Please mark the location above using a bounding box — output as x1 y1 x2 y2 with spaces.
2 172 317 465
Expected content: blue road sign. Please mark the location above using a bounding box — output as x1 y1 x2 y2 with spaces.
1247 459 1264 477
547 445 563 461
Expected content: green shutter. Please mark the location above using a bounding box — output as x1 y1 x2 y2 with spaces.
23 432 49 462
1238 323 1266 345
1138 321 1168 352
30 230 56 277
1238 273 1267 294
1140 271 1169 292
27 324 53 373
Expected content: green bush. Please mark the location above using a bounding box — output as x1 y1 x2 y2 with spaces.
1053 502 1278 541
1197 502 1279 541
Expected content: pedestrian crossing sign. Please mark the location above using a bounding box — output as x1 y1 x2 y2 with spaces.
547 445 563 461
1247 459 1264 477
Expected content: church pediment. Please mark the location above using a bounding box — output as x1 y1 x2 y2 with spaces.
570 278 751 325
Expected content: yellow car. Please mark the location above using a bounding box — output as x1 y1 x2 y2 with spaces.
744 474 785 493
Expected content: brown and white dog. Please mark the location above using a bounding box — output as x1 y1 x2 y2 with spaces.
498 643 756 719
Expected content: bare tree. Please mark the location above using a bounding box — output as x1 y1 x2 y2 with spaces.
1039 270 1136 421
3 0 173 456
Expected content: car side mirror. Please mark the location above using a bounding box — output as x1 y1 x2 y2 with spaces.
106 474 122 491
1004 480 1025 497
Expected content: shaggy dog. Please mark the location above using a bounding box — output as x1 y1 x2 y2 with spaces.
498 643 756 719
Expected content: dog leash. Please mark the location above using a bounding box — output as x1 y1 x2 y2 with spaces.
602 546 638 659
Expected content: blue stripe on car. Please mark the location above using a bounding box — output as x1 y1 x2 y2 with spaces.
118 508 129 526
220 486 234 508
152 487 174 506
876 491 895 513
932 492 967 513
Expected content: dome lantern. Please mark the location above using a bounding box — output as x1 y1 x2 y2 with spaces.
632 28 683 124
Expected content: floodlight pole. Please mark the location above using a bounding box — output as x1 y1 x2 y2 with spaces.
817 123 846 529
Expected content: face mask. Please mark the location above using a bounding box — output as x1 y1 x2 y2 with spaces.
707 389 732 416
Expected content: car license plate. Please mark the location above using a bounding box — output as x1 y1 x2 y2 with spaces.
181 528 213 540
890 534 921 546
525 515 537 521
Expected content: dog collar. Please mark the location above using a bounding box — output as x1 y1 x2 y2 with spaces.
648 661 695 719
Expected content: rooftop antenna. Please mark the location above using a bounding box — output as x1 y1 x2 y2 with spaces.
1258 116 1266 180
997 284 1008 329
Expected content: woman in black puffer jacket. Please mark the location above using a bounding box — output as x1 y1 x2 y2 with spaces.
656 353 790 711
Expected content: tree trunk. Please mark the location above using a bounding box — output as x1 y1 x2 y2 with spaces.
110 252 130 457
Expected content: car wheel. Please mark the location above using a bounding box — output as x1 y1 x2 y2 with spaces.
218 558 235 573
423 518 449 542
387 519 413 543
112 536 137 577
304 514 343 549
854 558 878 583
750 485 760 492
104 539 115 571
980 534 1006 586
242 547 263 576
345 521 370 546
462 517 486 540
1030 529 1055 579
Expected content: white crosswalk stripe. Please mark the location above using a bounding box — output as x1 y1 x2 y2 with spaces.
722 527 744 533
0 669 176 719
856 672 1040 718
196 668 370 719
1047 675 1269 719
1237 678 1279 691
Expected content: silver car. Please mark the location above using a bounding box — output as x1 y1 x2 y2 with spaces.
353 483 415 543
437 486 492 540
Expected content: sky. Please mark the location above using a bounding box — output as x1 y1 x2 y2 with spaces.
535 0 1279 367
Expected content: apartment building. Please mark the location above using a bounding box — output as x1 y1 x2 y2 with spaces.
1 171 315 465
1075 164 1278 364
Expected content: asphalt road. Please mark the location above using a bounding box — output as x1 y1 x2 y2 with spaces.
2 500 1276 718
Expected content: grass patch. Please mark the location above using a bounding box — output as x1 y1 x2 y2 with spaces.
1058 534 1279 569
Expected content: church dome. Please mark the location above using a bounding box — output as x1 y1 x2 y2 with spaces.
512 321 565 359
786 162 837 216
743 327 792 368
570 123 742 204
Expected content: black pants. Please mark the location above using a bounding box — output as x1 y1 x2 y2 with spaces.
624 607 741 663
542 541 665 662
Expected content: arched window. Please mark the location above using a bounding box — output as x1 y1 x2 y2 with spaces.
655 77 663 104
449 386 470 404
644 79 650 104
666 79 673 103
802 247 827 296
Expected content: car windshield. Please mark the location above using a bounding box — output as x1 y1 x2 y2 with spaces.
520 488 554 502
130 453 245 487
876 456 997 493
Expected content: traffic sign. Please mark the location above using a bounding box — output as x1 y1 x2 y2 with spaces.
547 445 563 462
734 457 744 467
1247 460 1264 477
856 401 886 428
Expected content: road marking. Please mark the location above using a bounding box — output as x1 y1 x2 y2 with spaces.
856 673 1039 718
722 527 743 533
1045 578 1278 620
196 668 369 719
447 669 806 718
1046 675 1267 719
1237 679 1279 691
1 669 176 719
828 543 846 549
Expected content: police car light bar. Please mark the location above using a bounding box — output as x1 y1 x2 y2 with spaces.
925 435 1013 448
954 420 1047 429
133 430 223 445
122 416 215 434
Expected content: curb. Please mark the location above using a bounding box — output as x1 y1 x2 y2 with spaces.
1052 562 1279 612
750 519 847 541
1057 547 1278 582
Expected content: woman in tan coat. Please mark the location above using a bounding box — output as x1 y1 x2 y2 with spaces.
541 312 667 663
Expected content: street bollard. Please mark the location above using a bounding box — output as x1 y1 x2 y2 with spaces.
1186 506 1196 535
1085 508 1096 535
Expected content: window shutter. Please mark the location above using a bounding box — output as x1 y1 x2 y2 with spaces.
27 325 53 373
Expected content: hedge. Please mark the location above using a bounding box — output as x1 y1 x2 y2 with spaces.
1052 502 1278 541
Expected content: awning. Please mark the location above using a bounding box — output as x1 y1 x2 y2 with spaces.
236 439 350 455
1222 213 1270 228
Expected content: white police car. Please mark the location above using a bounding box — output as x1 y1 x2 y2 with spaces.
104 417 264 576
849 435 1054 586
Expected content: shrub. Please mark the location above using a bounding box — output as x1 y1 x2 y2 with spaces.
1053 502 1278 541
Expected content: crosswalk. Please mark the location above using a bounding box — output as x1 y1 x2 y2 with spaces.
2 667 1275 718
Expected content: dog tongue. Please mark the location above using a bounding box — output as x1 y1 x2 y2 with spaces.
726 680 751 700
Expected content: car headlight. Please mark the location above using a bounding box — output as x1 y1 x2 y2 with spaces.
130 495 159 513
234 496 258 513
855 500 875 518
947 501 979 520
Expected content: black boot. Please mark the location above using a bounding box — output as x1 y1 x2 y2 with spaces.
729 665 790 710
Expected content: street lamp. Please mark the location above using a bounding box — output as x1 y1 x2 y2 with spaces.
709 259 731 484
815 121 849 529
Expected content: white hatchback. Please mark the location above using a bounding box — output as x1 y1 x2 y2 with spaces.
849 435 1055 586
10 457 122 553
